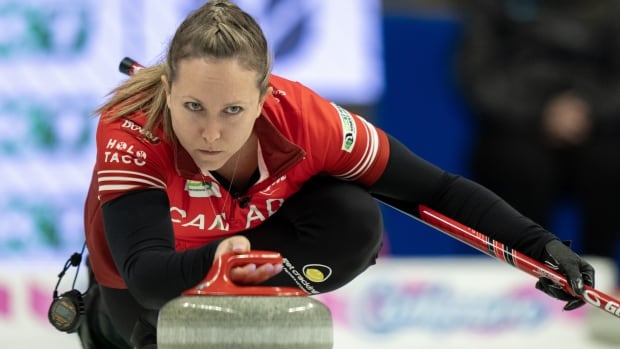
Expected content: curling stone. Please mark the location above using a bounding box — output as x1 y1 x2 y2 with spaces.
157 251 333 349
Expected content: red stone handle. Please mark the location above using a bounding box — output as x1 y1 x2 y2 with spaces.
183 250 306 296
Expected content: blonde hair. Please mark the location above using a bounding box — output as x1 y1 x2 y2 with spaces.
94 0 272 140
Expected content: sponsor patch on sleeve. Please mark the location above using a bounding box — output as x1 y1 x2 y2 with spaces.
331 102 357 152
103 138 147 167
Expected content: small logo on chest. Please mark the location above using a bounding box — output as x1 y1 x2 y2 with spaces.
185 180 222 198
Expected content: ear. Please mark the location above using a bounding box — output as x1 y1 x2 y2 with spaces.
258 86 273 105
257 86 273 117
263 86 274 100
161 75 171 106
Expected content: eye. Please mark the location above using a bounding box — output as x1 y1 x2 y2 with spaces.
224 105 242 114
184 101 202 111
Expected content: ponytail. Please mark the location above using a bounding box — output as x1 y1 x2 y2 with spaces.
93 64 172 139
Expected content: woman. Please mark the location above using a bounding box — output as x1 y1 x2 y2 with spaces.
80 0 594 347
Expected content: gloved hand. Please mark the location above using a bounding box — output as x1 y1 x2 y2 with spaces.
535 240 595 310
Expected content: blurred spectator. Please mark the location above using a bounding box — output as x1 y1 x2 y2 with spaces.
455 0 620 260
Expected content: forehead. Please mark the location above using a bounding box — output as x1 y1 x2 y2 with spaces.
171 58 261 101
175 58 258 83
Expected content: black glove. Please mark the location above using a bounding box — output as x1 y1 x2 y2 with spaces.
535 240 595 311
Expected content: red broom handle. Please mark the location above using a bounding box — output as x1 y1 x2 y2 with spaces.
418 204 620 319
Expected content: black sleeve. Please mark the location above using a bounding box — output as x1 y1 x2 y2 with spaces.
369 135 557 260
101 189 220 309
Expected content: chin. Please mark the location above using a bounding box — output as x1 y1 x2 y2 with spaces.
198 163 223 172
193 158 223 172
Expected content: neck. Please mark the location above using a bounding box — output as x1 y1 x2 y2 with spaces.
214 133 258 190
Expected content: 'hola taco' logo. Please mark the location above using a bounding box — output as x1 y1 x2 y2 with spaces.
302 264 333 283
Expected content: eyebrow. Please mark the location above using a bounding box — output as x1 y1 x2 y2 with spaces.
180 95 247 106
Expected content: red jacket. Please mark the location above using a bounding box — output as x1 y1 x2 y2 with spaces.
85 75 390 288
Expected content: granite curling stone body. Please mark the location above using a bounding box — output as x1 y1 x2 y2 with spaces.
157 251 333 349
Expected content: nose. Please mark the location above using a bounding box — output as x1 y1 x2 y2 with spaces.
200 118 221 143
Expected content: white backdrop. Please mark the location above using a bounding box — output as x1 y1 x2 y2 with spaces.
0 257 617 348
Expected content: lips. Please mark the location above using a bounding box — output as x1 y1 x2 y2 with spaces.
198 149 222 155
